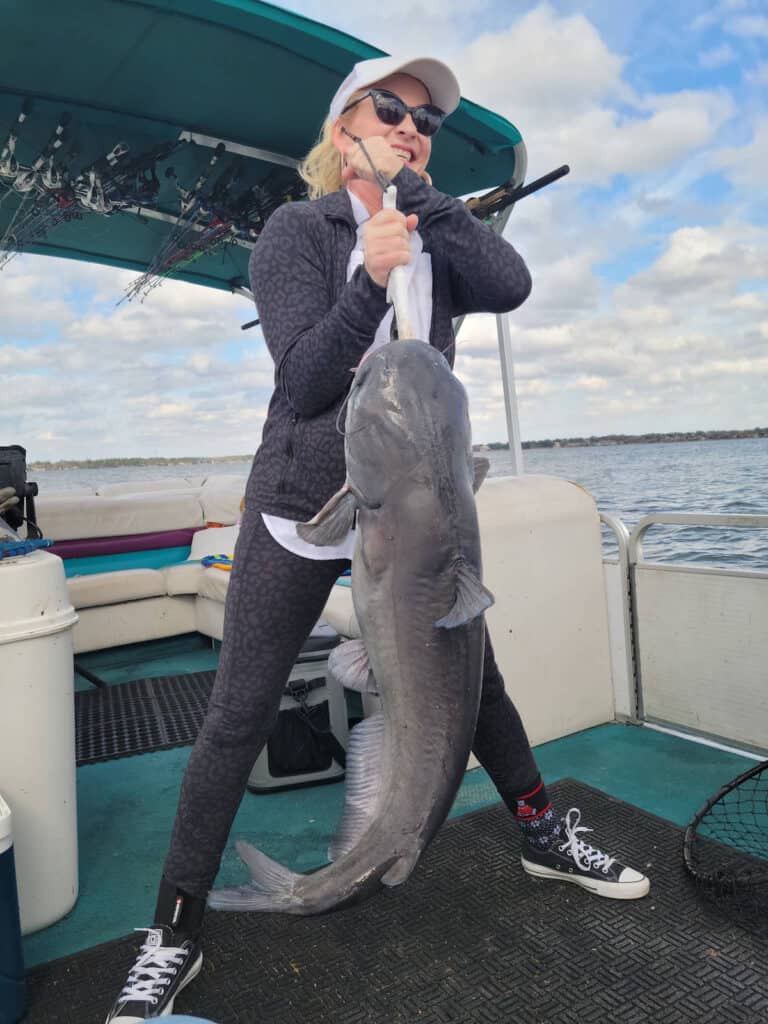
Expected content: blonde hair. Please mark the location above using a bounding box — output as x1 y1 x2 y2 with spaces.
298 118 344 200
299 88 373 199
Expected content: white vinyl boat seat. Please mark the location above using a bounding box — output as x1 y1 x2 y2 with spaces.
68 569 167 609
320 474 616 750
34 478 246 653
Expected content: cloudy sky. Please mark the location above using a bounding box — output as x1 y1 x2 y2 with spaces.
2 0 766 461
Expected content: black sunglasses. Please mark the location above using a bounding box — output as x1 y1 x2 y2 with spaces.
340 88 447 137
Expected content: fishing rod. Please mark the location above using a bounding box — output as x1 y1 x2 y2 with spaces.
206 155 246 214
0 98 32 182
162 222 235 277
73 138 184 217
74 141 131 214
98 138 187 211
0 138 82 265
12 112 70 193
142 155 248 280
0 112 71 259
137 216 236 299
0 136 132 267
128 141 225 293
121 141 226 302
0 99 34 218
465 164 570 221
228 178 301 241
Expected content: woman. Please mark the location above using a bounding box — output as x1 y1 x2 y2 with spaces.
106 55 649 1024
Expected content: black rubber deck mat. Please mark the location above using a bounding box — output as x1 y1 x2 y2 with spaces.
75 637 339 766
75 671 215 765
26 779 768 1023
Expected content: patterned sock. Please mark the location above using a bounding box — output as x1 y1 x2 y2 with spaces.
509 777 562 850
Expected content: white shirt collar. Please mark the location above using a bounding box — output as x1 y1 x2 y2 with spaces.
346 188 370 228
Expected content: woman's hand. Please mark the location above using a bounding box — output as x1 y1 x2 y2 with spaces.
342 135 404 185
362 208 419 288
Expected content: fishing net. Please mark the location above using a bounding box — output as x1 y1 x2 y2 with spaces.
683 759 768 937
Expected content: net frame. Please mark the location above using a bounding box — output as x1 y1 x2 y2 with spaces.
683 759 768 932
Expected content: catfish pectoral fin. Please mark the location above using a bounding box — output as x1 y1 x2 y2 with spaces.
435 558 495 629
472 456 490 493
297 487 358 546
328 638 378 693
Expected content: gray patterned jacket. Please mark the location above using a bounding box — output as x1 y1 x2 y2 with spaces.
246 165 532 521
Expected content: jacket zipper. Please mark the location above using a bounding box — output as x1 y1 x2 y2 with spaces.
276 413 299 495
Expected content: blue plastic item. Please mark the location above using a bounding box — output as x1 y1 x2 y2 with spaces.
159 1017 221 1023
0 537 53 561
0 796 25 1024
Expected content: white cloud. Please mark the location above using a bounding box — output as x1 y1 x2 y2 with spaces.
714 115 768 187
691 11 719 31
554 92 732 184
448 7 736 185
620 224 768 298
565 375 610 392
457 5 627 119
746 62 768 85
0 253 268 459
699 43 737 68
726 14 768 37
451 209 768 442
716 292 768 313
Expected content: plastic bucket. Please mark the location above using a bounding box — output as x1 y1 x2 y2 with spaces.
0 549 79 933
0 796 26 1024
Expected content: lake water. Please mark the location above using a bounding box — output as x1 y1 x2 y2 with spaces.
30 437 768 571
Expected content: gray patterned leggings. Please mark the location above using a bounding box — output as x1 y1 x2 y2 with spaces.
164 508 540 897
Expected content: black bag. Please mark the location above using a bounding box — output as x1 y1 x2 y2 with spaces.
0 445 39 535
266 677 347 778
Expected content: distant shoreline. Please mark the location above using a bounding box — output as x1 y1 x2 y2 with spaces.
28 430 767 469
499 428 768 452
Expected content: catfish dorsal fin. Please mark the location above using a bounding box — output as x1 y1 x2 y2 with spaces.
296 485 357 547
434 557 494 629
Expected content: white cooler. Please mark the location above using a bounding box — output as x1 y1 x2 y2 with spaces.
0 546 79 934
247 648 348 793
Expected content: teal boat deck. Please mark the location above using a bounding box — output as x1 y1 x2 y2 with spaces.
26 635 756 969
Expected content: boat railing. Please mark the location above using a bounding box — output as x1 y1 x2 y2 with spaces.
600 511 768 756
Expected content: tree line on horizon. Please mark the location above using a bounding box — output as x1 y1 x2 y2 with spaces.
27 427 767 468
493 427 768 450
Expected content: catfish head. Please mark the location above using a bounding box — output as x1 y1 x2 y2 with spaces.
344 340 475 505
297 340 489 549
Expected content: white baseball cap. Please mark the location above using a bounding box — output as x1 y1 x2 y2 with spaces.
328 56 461 121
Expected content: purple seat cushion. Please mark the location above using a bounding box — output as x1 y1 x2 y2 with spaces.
50 527 202 560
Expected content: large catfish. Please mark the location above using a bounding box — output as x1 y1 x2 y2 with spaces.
208 339 493 914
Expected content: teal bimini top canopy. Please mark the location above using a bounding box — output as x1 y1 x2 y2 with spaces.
0 0 526 295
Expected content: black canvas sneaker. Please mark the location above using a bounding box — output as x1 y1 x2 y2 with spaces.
521 807 650 899
105 925 203 1023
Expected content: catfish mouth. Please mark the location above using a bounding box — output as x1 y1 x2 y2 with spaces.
347 341 452 443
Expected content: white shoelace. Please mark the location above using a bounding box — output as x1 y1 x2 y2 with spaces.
557 808 616 873
119 928 186 1006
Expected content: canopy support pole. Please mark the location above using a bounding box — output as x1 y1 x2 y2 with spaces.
496 310 524 474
